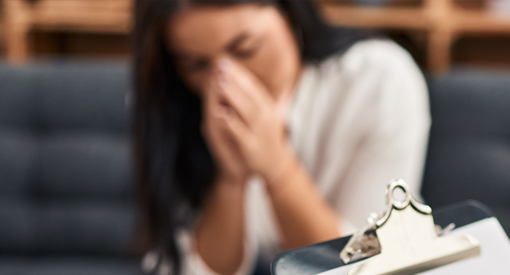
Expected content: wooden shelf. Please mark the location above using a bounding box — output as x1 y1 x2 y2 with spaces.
453 10 510 33
319 6 429 30
317 0 510 72
29 0 131 33
3 0 510 70
2 0 132 63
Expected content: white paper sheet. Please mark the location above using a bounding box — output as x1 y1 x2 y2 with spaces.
316 217 510 275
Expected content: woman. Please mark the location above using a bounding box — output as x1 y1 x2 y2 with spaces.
133 1 430 275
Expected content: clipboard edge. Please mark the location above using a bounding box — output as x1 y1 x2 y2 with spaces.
270 200 495 275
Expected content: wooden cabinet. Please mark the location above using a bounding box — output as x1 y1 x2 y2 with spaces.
317 0 510 72
2 0 132 63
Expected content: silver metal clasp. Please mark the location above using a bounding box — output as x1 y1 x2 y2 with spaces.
340 179 480 275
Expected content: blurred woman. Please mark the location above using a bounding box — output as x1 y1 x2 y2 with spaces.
132 1 430 274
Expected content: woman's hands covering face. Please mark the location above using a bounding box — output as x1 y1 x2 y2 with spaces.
202 59 293 185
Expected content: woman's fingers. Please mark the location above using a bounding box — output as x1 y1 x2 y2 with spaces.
215 73 258 127
221 59 272 107
204 60 288 179
219 107 253 156
203 81 248 177
202 96 221 151
203 80 231 149
203 76 220 117
212 59 276 129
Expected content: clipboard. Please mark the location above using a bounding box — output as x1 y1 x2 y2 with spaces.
271 179 510 275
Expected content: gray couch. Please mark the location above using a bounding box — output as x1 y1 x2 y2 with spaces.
0 62 140 275
422 67 510 234
0 62 509 275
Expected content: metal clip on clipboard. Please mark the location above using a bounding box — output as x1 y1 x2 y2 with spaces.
339 179 481 275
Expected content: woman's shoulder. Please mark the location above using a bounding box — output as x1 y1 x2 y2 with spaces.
292 38 427 126
296 38 428 126
318 38 420 79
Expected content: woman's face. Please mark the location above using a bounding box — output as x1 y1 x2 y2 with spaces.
165 3 302 100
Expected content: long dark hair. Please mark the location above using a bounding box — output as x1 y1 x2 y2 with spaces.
132 0 374 274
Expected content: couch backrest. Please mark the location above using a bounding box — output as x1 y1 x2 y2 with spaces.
422 67 510 234
0 62 136 256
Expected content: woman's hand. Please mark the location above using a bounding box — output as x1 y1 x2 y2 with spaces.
202 71 250 185
202 60 342 251
210 59 295 184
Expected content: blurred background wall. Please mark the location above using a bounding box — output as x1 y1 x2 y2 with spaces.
1 0 510 72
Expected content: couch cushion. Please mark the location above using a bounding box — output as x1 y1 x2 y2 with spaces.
37 133 132 199
0 62 130 133
0 198 135 255
0 61 136 256
0 257 140 275
422 67 510 234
